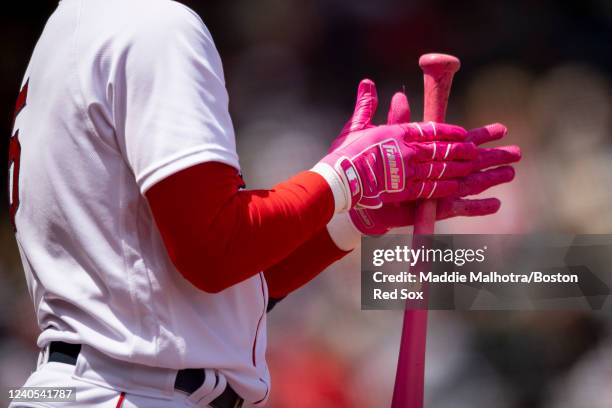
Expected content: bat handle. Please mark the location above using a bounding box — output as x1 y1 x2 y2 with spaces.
392 53 460 408
415 53 461 234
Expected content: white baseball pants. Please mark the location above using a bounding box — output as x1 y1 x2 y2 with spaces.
9 349 226 408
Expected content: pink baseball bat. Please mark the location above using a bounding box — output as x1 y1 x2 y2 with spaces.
391 53 460 408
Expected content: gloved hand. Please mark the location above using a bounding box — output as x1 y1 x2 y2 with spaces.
335 79 521 234
313 102 481 211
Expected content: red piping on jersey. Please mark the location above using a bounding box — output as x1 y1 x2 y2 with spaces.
115 392 126 408
252 273 266 366
254 378 270 405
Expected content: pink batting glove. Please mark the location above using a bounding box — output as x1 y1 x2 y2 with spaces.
313 120 478 211
338 79 521 234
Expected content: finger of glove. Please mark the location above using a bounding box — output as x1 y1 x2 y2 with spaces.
402 122 467 142
387 91 411 124
413 161 473 180
375 201 416 229
331 79 379 153
351 202 415 234
384 180 459 202
436 197 501 220
473 145 522 171
457 166 515 197
412 141 478 162
350 208 389 235
466 123 507 146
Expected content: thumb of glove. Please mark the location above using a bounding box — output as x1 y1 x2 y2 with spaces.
330 79 379 153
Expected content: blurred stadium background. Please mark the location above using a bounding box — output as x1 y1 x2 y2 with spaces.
1 1 612 407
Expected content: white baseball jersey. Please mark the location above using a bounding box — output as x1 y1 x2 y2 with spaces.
11 0 269 404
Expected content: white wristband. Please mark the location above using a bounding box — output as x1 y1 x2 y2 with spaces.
311 163 350 213
326 212 362 251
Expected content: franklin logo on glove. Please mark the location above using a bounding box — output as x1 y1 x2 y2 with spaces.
382 141 403 191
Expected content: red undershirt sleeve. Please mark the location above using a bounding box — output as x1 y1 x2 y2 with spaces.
263 228 351 300
145 161 335 293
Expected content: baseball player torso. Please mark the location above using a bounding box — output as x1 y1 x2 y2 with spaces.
10 0 269 402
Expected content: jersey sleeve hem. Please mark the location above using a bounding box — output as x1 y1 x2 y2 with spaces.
137 146 240 194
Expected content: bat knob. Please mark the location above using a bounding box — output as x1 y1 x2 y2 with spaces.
418 53 461 124
419 53 461 76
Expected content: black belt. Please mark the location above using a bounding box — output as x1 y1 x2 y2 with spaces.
48 342 243 408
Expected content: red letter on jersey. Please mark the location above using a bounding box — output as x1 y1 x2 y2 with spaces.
9 80 28 231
